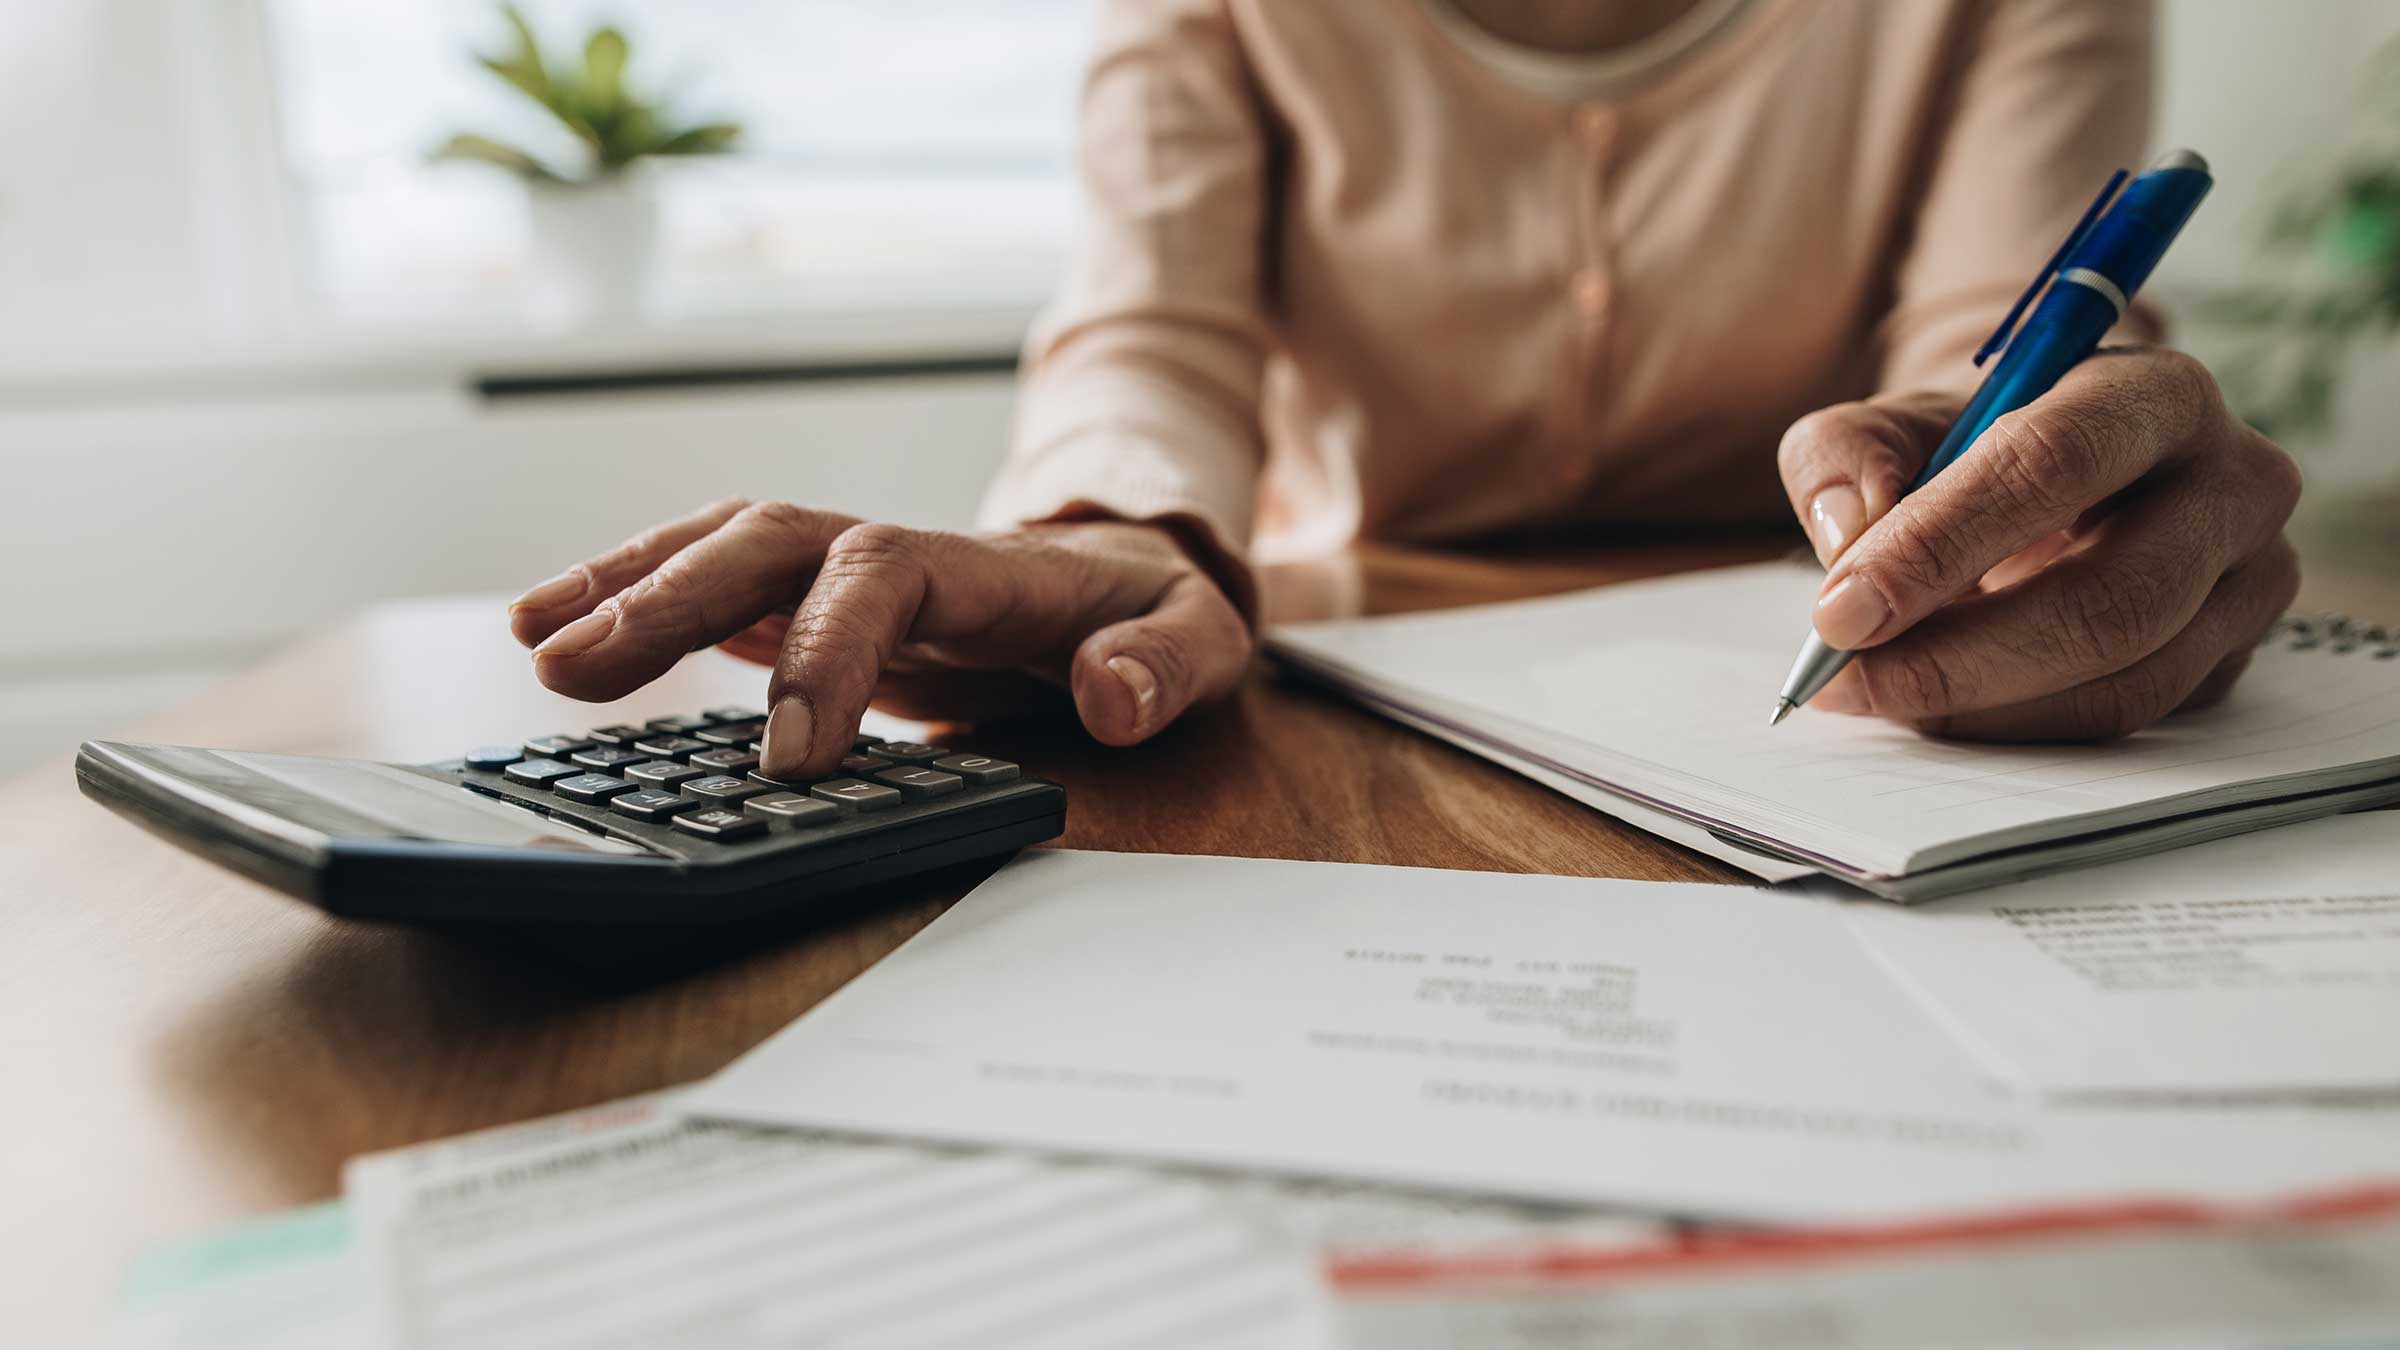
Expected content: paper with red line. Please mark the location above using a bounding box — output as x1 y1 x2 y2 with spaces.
1328 1185 2400 1349
688 849 2400 1227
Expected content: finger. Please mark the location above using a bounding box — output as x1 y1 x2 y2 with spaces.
1778 393 1963 565
1069 571 1254 745
1918 536 2297 742
758 526 1159 779
532 502 859 702
868 667 1067 724
1834 458 2280 719
508 497 751 646
1813 347 2226 653
715 614 793 668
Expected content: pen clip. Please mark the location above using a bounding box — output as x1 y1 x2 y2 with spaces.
1971 168 2128 367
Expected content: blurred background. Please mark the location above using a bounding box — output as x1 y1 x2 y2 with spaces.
3 0 2396 777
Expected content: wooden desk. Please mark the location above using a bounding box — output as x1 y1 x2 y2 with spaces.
5 533 2391 1340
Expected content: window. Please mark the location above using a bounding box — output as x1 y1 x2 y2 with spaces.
259 0 1092 324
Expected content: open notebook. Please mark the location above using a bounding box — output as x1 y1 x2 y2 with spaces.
1269 561 2400 899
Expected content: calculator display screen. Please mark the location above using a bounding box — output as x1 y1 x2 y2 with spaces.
163 748 647 855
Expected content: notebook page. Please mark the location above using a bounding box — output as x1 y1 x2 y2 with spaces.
1271 562 2400 876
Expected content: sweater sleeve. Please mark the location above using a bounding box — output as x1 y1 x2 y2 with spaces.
1876 0 2165 397
976 0 1273 622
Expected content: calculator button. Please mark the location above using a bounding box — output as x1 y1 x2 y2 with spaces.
873 742 947 764
874 767 963 800
523 735 593 759
552 773 637 804
633 735 710 761
704 707 763 724
746 792 842 827
691 748 761 775
610 789 698 822
682 775 766 804
695 720 767 748
570 746 648 771
810 779 903 813
502 758 579 788
673 808 766 842
932 754 1020 785
645 715 712 735
746 770 809 793
586 724 648 746
463 746 522 771
625 759 705 789
852 735 886 751
841 754 892 774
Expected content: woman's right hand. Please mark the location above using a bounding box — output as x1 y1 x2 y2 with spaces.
507 500 1254 781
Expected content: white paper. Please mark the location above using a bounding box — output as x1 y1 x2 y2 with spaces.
346 1095 1329 1350
1269 561 2400 880
1842 811 2400 1096
342 1092 1672 1350
688 849 2400 1226
1331 1188 2400 1349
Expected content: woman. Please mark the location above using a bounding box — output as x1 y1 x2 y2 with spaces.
509 0 2301 784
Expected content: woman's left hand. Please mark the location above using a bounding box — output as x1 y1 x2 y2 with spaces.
1775 346 2302 741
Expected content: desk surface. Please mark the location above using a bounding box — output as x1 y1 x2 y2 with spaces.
7 533 2395 1339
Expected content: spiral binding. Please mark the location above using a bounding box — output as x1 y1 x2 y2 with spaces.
2263 613 2399 659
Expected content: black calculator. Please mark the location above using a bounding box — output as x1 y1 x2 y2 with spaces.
75 709 1066 931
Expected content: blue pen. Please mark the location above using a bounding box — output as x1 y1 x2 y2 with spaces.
1769 148 2215 725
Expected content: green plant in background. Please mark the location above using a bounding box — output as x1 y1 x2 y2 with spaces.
432 5 741 185
2197 40 2400 446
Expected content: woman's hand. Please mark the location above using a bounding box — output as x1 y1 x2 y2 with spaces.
507 503 1253 779
1776 347 2302 741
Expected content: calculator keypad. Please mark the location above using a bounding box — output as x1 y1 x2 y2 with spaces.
503 758 579 787
625 760 705 789
454 710 1050 858
553 773 635 805
633 735 710 761
570 746 648 772
875 766 962 800
746 792 841 827
810 779 902 813
610 789 697 822
690 748 761 775
672 807 766 841
683 775 766 805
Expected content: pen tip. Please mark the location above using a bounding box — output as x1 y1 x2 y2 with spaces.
1768 700 1793 727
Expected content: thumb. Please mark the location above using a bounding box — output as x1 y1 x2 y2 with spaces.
1776 392 1960 566
1069 572 1253 745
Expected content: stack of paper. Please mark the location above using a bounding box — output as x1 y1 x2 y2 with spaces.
1268 561 2400 898
689 836 2400 1225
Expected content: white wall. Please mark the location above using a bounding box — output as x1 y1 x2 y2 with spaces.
0 378 1015 771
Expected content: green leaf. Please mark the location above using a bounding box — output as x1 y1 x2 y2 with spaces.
429 132 566 182
583 27 628 110
651 122 742 156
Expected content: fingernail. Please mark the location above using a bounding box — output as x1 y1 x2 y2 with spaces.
512 570 587 611
1107 655 1158 727
535 608 615 658
1813 574 1892 651
762 698 812 775
1808 486 1865 564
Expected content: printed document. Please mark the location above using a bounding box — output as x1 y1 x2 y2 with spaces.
688 850 2400 1225
1330 1185 2400 1349
343 1092 1666 1350
1842 811 2400 1095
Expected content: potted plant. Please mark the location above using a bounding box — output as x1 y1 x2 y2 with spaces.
433 5 742 313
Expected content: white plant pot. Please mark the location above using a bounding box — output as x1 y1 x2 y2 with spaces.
526 172 661 317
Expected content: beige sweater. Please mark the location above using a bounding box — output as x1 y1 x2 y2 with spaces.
980 0 2160 593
